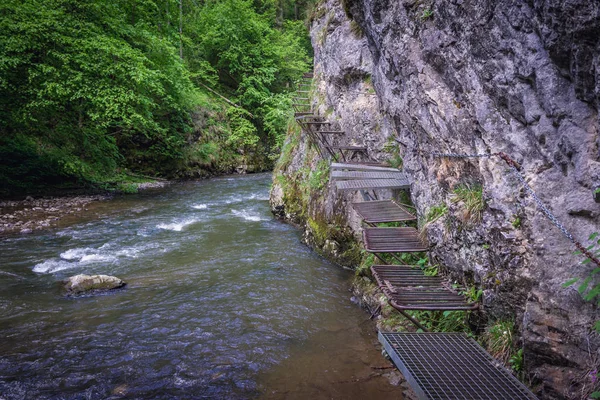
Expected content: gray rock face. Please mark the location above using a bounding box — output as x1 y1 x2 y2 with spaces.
272 0 600 398
64 274 126 294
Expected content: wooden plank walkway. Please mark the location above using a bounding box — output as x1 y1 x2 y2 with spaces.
332 170 406 181
379 332 538 400
362 227 428 252
336 178 410 191
351 200 416 223
331 162 399 172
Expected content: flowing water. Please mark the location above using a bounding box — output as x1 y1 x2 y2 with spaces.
0 173 400 399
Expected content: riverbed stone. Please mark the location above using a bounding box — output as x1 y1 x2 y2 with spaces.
64 274 126 294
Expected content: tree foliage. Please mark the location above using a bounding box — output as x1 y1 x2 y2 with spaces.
0 0 312 195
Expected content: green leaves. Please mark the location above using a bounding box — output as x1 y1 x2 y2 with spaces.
0 0 195 190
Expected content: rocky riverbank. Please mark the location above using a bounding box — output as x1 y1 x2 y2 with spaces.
0 181 170 236
0 195 112 236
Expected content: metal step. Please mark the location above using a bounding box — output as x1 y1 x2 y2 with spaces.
370 265 443 288
317 130 344 135
379 332 538 400
332 145 367 151
330 162 399 172
332 170 406 181
336 178 409 192
351 200 416 223
362 227 427 252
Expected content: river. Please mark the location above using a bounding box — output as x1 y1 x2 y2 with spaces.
0 173 400 399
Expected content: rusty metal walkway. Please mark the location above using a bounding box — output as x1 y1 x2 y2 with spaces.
379 332 538 400
363 227 428 253
351 200 416 224
371 265 478 311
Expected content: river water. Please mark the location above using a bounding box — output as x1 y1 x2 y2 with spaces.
0 173 400 399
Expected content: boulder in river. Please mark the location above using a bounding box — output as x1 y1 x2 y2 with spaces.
64 274 126 295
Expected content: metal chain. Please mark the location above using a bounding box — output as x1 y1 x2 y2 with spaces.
418 149 600 267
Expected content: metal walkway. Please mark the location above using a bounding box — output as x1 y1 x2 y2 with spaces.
332 170 406 180
363 227 428 253
351 200 416 224
379 332 538 400
331 162 399 172
336 178 410 191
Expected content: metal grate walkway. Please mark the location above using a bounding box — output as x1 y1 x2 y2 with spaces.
351 200 416 223
371 265 478 311
336 178 410 191
332 170 406 180
371 265 443 287
363 227 428 252
379 332 538 400
331 162 399 172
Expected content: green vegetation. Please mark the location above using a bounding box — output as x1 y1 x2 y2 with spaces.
564 232 600 333
0 0 313 196
349 20 364 38
482 320 524 374
512 216 522 228
563 232 600 397
425 204 448 224
382 138 403 169
421 8 433 20
451 184 485 223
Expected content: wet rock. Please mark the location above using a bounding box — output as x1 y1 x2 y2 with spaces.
64 274 126 295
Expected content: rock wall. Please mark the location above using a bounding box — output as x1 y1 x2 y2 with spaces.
271 0 600 398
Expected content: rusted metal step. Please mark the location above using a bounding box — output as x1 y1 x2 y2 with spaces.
295 114 322 119
370 265 442 288
330 162 399 172
336 179 410 191
303 72 314 78
332 145 368 151
385 289 478 311
379 332 538 400
304 121 330 126
351 200 416 223
332 170 406 181
362 227 427 252
294 112 314 117
317 130 344 135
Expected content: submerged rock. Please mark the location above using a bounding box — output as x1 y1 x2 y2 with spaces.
64 274 126 295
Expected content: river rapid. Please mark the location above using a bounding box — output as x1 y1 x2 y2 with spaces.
0 173 400 399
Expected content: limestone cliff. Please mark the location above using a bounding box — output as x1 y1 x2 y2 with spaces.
270 0 600 398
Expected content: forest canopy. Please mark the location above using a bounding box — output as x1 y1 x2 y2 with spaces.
0 0 312 195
